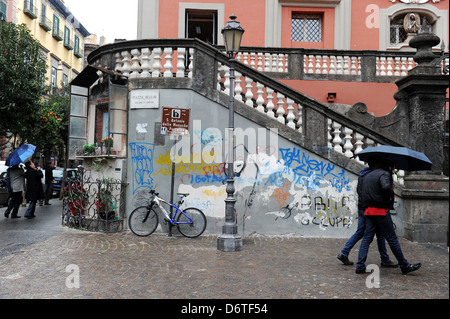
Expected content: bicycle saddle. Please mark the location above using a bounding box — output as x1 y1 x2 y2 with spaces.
177 192 190 197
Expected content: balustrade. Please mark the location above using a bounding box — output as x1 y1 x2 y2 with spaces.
87 39 437 185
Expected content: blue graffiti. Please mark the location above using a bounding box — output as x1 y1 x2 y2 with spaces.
264 148 350 192
130 142 155 194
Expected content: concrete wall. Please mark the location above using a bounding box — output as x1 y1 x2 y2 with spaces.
126 88 405 238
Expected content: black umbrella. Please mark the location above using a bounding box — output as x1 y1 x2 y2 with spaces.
357 146 432 171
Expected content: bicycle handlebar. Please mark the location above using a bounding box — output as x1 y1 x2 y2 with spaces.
149 189 159 196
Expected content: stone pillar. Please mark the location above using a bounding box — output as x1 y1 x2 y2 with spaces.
395 33 449 243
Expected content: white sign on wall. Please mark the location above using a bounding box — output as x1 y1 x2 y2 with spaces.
130 89 159 109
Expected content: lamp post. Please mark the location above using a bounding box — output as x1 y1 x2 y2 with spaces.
217 14 245 252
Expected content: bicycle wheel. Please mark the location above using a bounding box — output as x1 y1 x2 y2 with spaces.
128 206 159 237
176 207 207 238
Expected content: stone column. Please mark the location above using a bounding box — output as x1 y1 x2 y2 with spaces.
395 33 449 243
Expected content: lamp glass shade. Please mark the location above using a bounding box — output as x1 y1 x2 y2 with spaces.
223 29 244 55
221 14 244 57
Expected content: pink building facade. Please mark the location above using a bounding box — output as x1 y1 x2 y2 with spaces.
137 0 448 116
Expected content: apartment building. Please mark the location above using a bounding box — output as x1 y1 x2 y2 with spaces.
2 0 89 89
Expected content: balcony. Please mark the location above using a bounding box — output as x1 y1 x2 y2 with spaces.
64 39 74 50
52 27 63 41
23 0 37 19
39 14 52 32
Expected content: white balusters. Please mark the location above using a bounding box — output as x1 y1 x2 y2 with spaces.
223 65 231 95
176 48 186 78
286 98 296 129
329 56 336 75
343 56 350 75
276 92 286 124
350 57 357 75
265 88 276 119
152 47 162 77
130 49 141 79
332 121 342 153
163 47 173 77
342 127 354 158
121 50 132 77
234 71 243 101
354 133 364 163
278 53 284 72
188 48 194 78
296 102 303 134
255 82 265 113
315 55 322 74
322 55 328 75
245 76 254 107
327 119 333 150
307 55 314 74
265 53 272 72
114 52 123 73
140 48 151 79
257 53 263 71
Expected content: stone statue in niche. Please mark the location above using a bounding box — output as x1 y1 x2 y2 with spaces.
403 13 421 34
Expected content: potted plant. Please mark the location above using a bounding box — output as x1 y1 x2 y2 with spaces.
83 143 96 155
96 187 116 220
102 137 113 153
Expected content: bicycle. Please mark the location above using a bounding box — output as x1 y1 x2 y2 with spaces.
128 189 207 238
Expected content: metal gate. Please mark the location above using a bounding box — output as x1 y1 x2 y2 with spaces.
61 167 127 233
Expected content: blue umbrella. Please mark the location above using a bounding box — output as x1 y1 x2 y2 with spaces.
357 145 432 171
5 144 36 167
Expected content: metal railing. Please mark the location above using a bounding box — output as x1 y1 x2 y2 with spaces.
62 168 127 233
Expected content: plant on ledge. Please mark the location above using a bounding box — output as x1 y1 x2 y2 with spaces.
102 137 113 149
83 143 96 155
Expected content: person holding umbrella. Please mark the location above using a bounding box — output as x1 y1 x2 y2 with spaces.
4 144 37 219
24 161 45 219
355 155 421 275
4 164 26 219
337 156 397 268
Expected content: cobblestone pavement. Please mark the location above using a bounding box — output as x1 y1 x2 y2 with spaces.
0 224 448 300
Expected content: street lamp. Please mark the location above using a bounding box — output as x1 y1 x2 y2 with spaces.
217 14 245 252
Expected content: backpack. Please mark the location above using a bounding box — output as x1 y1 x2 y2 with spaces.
6 168 12 193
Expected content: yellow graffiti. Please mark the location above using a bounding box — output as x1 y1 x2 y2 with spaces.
202 188 226 199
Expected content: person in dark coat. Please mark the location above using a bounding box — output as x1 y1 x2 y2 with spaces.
43 161 55 205
24 161 44 219
337 156 396 267
356 156 421 275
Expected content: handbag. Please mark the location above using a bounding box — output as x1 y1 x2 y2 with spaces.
364 207 388 216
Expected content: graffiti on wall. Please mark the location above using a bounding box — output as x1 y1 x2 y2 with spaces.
129 142 155 195
128 129 358 234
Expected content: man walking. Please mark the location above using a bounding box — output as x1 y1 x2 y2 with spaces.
356 156 421 275
337 157 397 268
44 160 55 205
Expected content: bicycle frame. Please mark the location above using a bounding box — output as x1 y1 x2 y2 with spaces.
150 195 193 225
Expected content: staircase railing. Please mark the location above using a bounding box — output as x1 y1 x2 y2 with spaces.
88 39 413 184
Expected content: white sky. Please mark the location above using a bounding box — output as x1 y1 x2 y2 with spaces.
63 0 138 44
